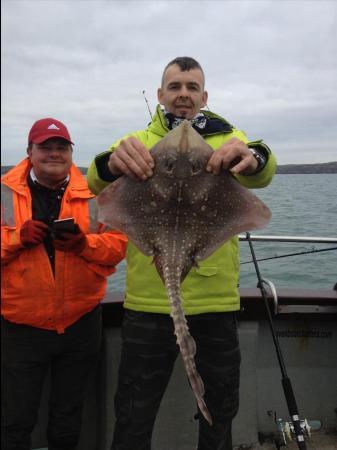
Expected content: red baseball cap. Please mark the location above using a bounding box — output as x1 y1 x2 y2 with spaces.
28 118 74 145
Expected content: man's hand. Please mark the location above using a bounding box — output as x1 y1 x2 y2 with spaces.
20 220 49 248
206 138 258 175
53 225 87 254
108 136 154 180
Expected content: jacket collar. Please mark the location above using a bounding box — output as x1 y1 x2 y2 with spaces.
147 105 233 137
1 158 93 199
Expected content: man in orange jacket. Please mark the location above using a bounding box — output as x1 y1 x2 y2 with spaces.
1 118 127 450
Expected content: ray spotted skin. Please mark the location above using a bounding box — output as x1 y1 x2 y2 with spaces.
97 121 271 425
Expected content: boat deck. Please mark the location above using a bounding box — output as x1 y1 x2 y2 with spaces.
31 288 337 450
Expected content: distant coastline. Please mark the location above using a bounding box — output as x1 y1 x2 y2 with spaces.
276 161 337 174
1 161 337 176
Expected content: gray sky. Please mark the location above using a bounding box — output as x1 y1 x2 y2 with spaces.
2 0 337 167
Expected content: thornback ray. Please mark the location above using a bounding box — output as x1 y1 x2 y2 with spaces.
97 121 271 425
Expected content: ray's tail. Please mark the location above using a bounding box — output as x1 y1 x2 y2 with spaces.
163 266 213 425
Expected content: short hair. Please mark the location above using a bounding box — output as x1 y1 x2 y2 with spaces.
161 57 205 86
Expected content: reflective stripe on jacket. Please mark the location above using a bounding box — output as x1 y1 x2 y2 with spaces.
87 106 276 315
1 158 128 333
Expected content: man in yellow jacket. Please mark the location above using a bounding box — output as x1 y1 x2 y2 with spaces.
87 57 277 450
1 118 127 450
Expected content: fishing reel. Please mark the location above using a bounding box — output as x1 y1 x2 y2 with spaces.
274 416 321 448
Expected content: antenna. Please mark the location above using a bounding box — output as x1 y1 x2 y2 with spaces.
142 90 153 120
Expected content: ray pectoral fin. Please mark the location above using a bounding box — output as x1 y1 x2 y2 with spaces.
97 176 157 256
128 237 154 257
251 201 272 228
195 177 271 261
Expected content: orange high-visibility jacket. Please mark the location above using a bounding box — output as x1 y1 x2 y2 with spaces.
1 158 127 333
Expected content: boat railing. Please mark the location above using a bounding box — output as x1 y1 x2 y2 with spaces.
237 233 337 316
238 234 337 244
102 234 337 317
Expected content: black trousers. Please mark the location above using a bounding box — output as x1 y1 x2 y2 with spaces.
112 310 241 450
1 305 102 450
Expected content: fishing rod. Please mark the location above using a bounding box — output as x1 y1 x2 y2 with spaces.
241 245 337 265
142 90 153 120
246 232 308 450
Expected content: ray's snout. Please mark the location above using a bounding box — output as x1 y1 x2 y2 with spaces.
152 119 213 180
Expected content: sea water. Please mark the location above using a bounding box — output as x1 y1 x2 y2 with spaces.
107 174 337 293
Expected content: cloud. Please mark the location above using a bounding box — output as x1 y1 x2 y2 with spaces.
2 0 337 166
